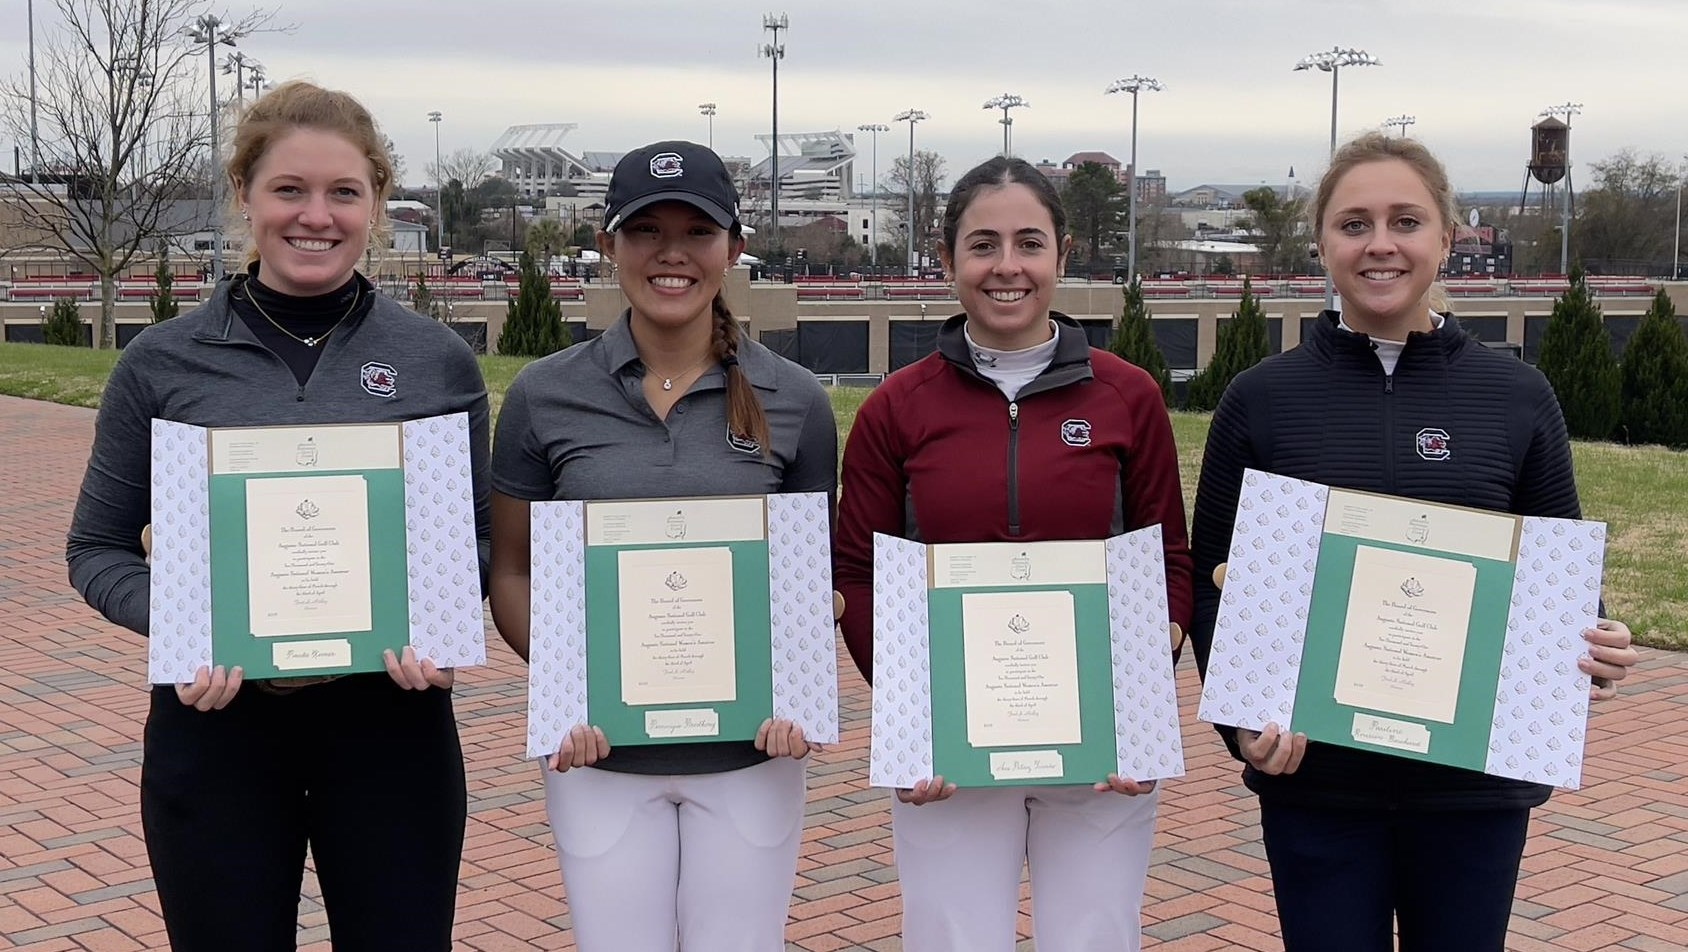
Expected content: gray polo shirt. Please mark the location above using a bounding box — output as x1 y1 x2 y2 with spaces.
493 312 837 774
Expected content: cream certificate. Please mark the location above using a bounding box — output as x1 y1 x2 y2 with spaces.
961 590 1082 748
245 475 373 637
1333 545 1476 723
618 546 738 706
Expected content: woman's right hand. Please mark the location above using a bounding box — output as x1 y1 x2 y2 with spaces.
895 776 957 805
549 724 610 773
176 665 243 711
1236 723 1307 775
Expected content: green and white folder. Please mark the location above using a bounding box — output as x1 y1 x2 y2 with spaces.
525 493 837 758
870 528 1184 789
1198 469 1606 789
148 414 485 683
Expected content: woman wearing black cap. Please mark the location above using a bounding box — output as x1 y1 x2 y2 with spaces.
487 142 838 951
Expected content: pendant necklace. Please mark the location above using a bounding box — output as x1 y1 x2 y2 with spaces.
646 355 715 391
248 283 362 348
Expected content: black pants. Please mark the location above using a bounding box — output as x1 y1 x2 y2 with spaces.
1260 799 1531 952
141 675 466 951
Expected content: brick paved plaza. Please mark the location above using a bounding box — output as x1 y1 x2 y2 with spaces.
1 394 1685 951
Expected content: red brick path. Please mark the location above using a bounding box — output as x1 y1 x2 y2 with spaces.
1 395 1684 951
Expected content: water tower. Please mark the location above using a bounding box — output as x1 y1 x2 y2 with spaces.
1520 106 1580 274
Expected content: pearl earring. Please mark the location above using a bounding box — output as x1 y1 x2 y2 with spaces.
241 209 250 222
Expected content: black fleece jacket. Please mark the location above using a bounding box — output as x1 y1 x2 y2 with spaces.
1189 311 1583 811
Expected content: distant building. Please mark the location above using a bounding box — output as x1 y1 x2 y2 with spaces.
1170 183 1308 208
489 124 616 200
1135 168 1167 205
744 131 857 202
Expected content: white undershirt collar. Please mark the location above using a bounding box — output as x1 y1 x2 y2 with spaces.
965 321 1059 400
1338 309 1445 376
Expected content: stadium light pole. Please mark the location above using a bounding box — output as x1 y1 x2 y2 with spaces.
759 13 788 252
222 51 260 107
981 93 1027 157
857 123 889 270
428 111 443 258
1106 76 1165 283
183 14 244 283
1674 155 1686 281
699 102 717 150
894 109 928 276
1295 46 1380 308
27 0 40 178
1540 102 1582 275
1383 114 1416 137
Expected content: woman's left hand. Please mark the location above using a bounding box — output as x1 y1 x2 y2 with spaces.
1095 774 1157 796
1582 618 1638 701
383 646 454 690
755 718 814 759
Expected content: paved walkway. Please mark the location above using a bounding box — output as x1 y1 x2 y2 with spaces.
0 394 1684 951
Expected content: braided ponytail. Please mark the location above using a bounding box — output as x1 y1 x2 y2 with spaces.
711 293 772 456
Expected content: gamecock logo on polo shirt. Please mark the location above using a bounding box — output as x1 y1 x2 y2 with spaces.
1416 427 1451 461
360 361 398 398
726 425 761 455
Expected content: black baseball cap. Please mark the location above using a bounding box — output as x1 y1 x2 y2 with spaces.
603 141 741 233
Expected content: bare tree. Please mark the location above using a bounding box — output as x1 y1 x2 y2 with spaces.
1 0 276 348
381 133 407 189
886 149 945 268
428 148 495 191
1574 149 1677 275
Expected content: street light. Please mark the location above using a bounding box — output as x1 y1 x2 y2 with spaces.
1383 114 1416 137
981 94 1028 157
1105 76 1165 283
428 111 444 261
245 65 267 100
893 109 928 276
1540 102 1582 275
1295 45 1380 308
759 13 788 251
698 102 717 150
183 14 243 284
857 123 888 270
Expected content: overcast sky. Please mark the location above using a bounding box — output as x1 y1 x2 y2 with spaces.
4 0 1684 192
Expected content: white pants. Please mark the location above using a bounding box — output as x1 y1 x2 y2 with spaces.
541 757 806 952
891 784 1159 952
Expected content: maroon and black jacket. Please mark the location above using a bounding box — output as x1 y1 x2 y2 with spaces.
834 312 1195 684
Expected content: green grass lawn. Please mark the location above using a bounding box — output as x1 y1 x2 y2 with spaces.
5 340 1682 650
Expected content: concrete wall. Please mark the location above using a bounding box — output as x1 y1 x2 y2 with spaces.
6 279 1684 372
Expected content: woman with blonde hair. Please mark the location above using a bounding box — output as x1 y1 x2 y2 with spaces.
67 80 491 951
1188 132 1639 952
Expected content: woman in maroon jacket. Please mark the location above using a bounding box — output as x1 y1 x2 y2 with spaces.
833 156 1193 952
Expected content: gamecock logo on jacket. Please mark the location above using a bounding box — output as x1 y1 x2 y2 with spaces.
1415 427 1451 461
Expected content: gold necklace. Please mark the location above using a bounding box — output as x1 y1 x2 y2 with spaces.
248 282 363 348
644 355 715 391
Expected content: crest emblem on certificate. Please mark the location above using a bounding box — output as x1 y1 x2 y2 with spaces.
665 510 687 539
294 499 320 521
295 438 318 467
1399 577 1425 598
1010 552 1032 580
1407 513 1431 545
1007 613 1031 634
664 571 688 591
